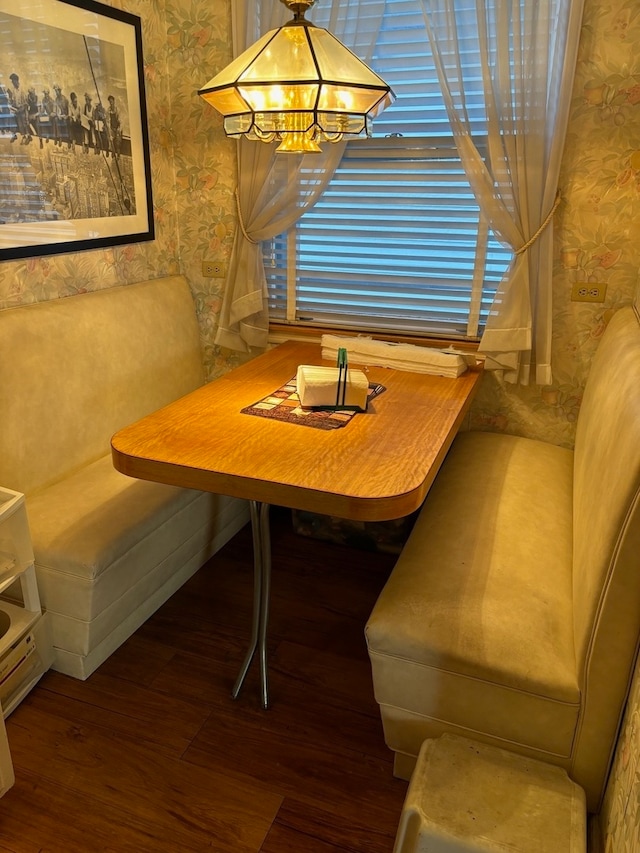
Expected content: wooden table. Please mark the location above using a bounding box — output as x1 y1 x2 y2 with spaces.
111 340 482 706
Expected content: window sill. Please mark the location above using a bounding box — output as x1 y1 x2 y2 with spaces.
268 323 480 354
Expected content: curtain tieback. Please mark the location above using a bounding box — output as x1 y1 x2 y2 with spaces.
514 190 562 256
235 188 258 245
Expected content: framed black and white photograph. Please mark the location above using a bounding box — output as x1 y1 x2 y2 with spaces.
0 0 154 261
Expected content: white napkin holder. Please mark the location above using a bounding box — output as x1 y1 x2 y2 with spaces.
296 365 369 411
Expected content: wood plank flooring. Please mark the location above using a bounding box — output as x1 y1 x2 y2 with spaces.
0 508 408 852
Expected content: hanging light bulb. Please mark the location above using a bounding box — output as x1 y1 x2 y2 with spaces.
198 0 395 153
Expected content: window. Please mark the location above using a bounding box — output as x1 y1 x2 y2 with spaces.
264 0 513 341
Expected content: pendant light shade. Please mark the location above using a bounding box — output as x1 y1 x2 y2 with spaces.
198 0 395 153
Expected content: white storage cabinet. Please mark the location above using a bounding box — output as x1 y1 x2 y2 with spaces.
0 487 53 717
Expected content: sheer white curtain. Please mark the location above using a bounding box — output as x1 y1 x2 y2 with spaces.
214 0 386 352
419 0 584 385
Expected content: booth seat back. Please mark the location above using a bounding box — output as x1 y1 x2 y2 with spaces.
571 304 640 802
0 276 205 496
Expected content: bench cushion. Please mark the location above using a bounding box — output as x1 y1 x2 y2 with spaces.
366 430 577 760
0 276 249 679
0 276 205 496
26 454 247 671
568 304 640 808
367 305 640 812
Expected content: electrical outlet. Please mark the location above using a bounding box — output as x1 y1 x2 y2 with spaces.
202 260 226 278
571 282 607 303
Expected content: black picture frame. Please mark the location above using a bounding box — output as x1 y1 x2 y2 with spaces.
0 0 154 261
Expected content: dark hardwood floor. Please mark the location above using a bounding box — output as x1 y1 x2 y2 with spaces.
0 508 408 852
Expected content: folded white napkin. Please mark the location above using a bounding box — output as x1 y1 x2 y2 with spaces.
321 335 472 378
296 365 369 409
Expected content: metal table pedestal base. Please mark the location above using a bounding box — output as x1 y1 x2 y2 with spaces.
232 500 272 709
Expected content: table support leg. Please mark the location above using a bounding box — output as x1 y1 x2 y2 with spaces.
231 500 271 709
257 501 272 709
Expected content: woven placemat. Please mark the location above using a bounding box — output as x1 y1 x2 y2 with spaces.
242 376 385 431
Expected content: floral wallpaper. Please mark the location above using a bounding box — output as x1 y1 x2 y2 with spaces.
601 660 640 852
469 0 640 448
0 0 639 846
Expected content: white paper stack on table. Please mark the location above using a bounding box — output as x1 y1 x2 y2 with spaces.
296 364 369 410
321 334 474 378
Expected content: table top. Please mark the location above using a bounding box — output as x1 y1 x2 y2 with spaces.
111 340 482 521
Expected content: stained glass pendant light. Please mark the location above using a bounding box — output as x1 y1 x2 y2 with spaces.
198 0 395 153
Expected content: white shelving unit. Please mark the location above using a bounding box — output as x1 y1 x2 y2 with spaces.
0 487 53 719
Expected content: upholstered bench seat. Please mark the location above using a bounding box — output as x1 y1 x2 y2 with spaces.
27 455 243 675
0 276 249 679
367 431 578 761
366 304 640 813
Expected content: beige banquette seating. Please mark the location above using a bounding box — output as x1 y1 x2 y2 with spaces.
366 300 640 813
0 276 248 679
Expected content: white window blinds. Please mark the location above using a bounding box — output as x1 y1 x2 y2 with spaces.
264 0 513 340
